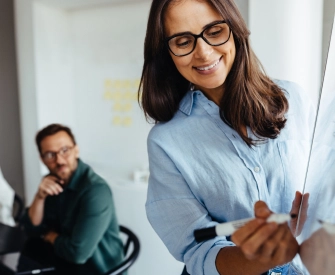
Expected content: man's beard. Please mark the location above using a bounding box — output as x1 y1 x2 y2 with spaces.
53 164 73 183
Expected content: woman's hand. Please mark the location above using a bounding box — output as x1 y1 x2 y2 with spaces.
231 201 299 268
290 191 309 236
300 228 335 275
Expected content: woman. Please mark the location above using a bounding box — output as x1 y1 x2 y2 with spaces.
139 0 314 274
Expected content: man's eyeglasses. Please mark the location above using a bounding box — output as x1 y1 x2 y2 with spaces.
42 146 74 163
166 20 231 57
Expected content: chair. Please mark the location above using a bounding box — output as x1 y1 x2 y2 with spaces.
13 193 24 223
105 225 140 275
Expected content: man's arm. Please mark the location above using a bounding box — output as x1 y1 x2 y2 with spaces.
53 184 116 264
20 176 63 237
28 175 63 225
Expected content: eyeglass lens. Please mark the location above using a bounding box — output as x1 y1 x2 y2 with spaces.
43 146 72 162
168 22 230 56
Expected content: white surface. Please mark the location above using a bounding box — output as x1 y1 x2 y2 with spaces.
305 16 335 229
249 0 323 105
33 3 76 129
14 0 41 205
314 15 335 148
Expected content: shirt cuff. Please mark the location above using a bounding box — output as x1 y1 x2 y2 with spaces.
204 242 235 275
20 209 45 235
53 234 63 257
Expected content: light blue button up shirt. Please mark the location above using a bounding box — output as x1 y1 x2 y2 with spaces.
146 80 315 275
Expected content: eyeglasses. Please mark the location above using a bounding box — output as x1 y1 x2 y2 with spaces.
166 20 231 57
42 146 74 163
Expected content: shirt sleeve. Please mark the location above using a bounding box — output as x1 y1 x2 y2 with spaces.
54 184 114 264
146 135 235 275
20 208 49 237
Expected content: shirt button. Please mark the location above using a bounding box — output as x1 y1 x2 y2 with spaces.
254 167 260 173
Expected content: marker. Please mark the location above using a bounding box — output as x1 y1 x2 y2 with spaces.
318 220 335 235
194 213 296 242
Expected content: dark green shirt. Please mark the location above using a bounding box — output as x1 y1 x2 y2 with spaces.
21 159 123 274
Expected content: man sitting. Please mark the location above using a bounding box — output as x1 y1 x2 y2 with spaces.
20 124 123 274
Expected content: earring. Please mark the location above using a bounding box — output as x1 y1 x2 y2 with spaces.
189 83 195 91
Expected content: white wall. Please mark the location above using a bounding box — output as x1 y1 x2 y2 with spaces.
34 3 76 128
70 2 152 181
249 0 324 104
234 0 248 23
15 0 41 203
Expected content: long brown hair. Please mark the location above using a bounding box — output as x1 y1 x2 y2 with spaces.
139 0 288 146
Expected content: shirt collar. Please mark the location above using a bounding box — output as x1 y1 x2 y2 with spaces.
179 90 197 116
179 89 218 116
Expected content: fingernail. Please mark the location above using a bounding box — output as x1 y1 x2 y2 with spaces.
256 207 269 216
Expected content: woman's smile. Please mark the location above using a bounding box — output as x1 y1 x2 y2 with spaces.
193 56 222 75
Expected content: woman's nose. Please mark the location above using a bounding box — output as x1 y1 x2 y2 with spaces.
193 38 213 60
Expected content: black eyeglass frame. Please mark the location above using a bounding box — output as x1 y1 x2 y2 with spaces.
41 146 74 162
165 20 232 57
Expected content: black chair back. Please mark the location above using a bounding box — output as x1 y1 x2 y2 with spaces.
105 225 140 275
13 193 24 223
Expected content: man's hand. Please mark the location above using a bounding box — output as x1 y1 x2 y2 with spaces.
300 228 335 275
28 176 64 226
290 191 309 236
43 230 59 245
36 175 64 200
231 201 299 269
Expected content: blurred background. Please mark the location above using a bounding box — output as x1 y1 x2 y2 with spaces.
0 0 334 274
